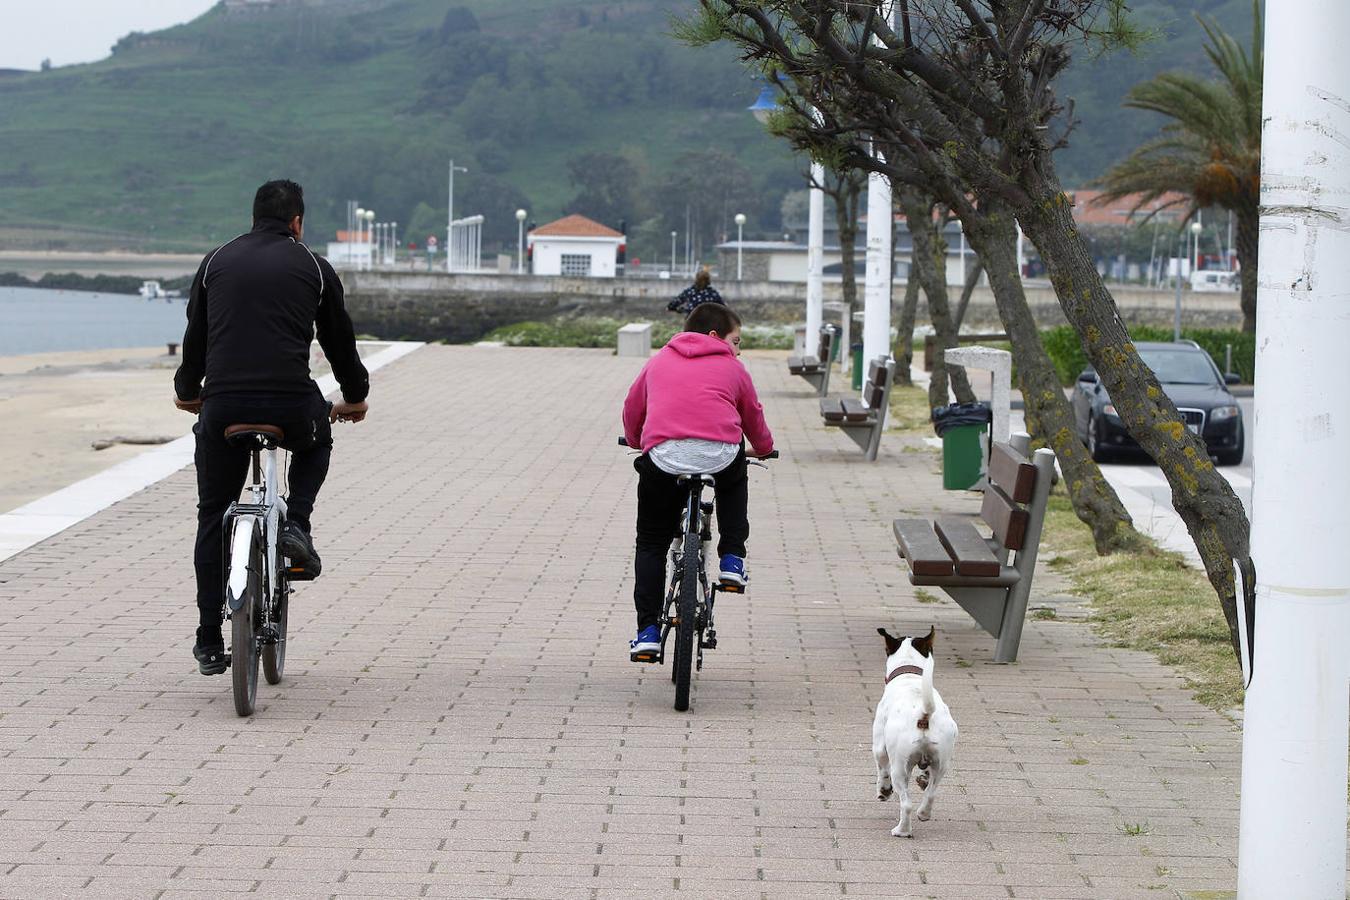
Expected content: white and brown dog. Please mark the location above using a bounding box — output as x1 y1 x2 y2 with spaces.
873 626 958 837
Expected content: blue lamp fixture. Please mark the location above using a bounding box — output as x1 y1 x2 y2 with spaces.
748 82 779 125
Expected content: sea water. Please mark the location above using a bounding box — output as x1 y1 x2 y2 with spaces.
0 286 186 355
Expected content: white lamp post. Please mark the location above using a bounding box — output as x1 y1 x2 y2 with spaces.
447 159 468 272
390 222 397 265
734 213 746 280
355 207 365 269
516 208 528 274
1190 218 1203 277
1238 0 1350 894
750 84 825 352
364 210 375 271
670 230 677 276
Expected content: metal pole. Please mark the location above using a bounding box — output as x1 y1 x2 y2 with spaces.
1238 0 1350 893
861 1 895 385
806 163 825 347
518 220 524 274
391 222 397 265
1173 232 1183 342
737 221 744 280
447 160 454 273
671 231 677 275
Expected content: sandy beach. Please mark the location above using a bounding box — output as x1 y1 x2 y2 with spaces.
0 250 202 279
0 343 388 514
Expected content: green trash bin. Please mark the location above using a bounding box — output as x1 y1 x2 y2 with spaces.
850 343 864 390
933 402 991 491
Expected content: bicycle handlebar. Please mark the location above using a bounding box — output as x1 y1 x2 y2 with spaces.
617 436 778 461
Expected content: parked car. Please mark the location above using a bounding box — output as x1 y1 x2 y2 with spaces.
1072 340 1244 466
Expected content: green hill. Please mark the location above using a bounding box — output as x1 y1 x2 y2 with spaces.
0 0 1252 261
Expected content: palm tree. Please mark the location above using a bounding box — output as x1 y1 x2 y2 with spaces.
1096 2 1262 333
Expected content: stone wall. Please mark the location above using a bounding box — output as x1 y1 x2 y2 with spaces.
339 270 1244 343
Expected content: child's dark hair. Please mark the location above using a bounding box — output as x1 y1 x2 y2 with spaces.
684 303 741 336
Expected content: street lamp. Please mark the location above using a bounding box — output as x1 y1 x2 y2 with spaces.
515 208 528 274
734 213 747 280
355 208 366 270
1190 219 1203 279
748 83 778 125
447 159 468 272
364 209 375 271
390 221 397 266
671 230 677 276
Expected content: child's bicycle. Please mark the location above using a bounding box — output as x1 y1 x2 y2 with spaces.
619 438 778 711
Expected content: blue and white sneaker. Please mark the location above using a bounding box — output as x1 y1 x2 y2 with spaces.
718 554 748 587
629 624 661 662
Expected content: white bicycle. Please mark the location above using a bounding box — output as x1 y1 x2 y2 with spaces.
220 423 302 717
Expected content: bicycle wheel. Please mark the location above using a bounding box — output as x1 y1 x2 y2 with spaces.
230 522 264 717
672 531 701 712
261 572 288 686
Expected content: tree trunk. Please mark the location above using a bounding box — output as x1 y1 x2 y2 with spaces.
899 188 974 409
1020 188 1251 657
952 258 984 331
894 275 921 386
1235 200 1258 334
963 204 1141 554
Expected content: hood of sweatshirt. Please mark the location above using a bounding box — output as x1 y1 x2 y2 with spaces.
664 331 734 359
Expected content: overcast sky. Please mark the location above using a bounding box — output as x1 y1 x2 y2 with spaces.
0 0 217 70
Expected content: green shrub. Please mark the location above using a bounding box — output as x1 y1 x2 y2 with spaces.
481 317 794 350
1040 324 1254 385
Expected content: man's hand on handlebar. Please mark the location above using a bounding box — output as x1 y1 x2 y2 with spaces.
174 396 203 415
330 400 369 424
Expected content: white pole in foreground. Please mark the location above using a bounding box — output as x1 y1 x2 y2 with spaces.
861 2 894 384
1237 0 1350 895
806 163 825 344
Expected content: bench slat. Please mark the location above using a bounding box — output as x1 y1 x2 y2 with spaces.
864 381 885 409
989 443 1037 503
841 398 872 422
934 517 1002 577
819 398 846 422
893 519 955 577
981 483 1030 551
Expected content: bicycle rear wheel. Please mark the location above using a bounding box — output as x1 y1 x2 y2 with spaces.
672 531 700 712
230 523 264 717
261 575 288 686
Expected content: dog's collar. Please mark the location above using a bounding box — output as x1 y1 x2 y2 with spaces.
885 664 925 683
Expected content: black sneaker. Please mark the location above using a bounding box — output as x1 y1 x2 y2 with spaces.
279 520 322 581
193 642 230 676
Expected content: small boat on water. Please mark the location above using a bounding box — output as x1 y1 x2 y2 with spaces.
139 280 182 301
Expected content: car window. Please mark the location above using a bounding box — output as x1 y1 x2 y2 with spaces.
1138 349 1219 385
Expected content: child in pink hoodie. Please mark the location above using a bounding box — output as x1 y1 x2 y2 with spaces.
621 303 774 660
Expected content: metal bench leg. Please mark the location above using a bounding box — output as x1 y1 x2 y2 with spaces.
993 578 1031 663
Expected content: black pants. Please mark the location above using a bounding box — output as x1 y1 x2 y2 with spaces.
193 390 332 639
633 449 748 630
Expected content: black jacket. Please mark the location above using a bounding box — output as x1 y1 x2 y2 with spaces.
174 219 369 403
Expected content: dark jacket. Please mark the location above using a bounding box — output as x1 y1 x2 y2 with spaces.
668 284 725 316
173 218 369 403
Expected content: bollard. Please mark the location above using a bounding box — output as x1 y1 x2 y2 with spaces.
617 322 653 358
166 343 178 356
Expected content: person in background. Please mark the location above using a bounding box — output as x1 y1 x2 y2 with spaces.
668 266 724 316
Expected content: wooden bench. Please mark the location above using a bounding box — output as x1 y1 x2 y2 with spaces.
819 356 895 461
786 324 838 396
892 433 1056 662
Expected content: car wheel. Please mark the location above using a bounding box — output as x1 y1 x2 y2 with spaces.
1215 424 1244 467
1088 414 1114 464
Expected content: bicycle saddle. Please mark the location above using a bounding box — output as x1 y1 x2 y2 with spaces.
224 423 285 448
676 473 717 486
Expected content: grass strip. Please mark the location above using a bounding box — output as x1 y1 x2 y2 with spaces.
1039 486 1243 714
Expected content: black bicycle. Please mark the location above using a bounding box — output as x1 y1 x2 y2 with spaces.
620 438 777 711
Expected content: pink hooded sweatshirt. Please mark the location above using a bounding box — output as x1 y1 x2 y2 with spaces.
623 332 774 457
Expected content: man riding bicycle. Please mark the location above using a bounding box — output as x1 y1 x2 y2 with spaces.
173 180 369 676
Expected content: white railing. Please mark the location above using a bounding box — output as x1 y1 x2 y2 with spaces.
448 215 484 273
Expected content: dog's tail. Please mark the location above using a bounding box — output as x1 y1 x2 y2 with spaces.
920 662 936 719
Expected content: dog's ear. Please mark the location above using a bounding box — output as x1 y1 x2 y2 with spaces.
877 627 902 656
911 626 936 658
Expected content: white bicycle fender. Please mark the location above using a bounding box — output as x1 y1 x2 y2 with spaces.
226 514 257 613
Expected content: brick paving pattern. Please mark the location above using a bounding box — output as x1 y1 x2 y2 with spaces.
0 346 1240 898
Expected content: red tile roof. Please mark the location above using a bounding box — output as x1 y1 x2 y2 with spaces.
531 214 624 238
1073 189 1188 226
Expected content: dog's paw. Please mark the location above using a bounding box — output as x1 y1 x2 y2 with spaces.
876 786 893 801
890 824 913 838
916 808 932 821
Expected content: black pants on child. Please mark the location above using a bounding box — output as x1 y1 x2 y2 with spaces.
192 389 332 643
633 448 748 630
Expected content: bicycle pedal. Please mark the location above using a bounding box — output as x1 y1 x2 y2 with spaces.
701 634 718 650
630 651 660 664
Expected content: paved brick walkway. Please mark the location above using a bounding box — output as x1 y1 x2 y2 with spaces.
0 346 1240 898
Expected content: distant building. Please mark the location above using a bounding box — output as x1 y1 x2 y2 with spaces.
527 215 625 278
1075 189 1187 226
326 229 372 268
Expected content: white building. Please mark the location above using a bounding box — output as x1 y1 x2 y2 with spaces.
326 229 372 269
527 215 625 278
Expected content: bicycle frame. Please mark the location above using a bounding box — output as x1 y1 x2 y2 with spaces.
660 474 718 665
225 444 287 616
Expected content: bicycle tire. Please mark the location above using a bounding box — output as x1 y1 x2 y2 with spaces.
231 526 263 717
672 531 700 712
261 574 288 686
